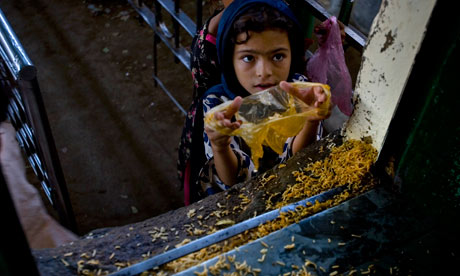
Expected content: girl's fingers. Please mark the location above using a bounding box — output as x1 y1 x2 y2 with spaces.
224 96 242 119
279 81 298 97
313 86 326 107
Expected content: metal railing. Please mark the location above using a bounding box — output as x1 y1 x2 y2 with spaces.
0 8 77 232
127 0 201 115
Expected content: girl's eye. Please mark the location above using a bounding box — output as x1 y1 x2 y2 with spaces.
273 53 285 62
242 55 254 63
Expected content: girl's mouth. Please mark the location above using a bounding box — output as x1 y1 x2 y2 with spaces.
254 83 275 91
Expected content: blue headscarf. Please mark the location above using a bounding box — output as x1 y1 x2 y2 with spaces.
205 0 304 100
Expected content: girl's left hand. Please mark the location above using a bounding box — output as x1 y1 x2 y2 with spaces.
279 81 331 121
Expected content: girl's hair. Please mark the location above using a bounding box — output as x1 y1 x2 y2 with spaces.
228 4 304 74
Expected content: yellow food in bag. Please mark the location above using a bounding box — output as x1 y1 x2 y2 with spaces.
204 82 331 169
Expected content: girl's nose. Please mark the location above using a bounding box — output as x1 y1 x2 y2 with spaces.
256 58 273 78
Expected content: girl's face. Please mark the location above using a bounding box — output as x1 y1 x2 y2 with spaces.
232 28 291 94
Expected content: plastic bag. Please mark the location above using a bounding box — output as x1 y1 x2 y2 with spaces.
204 82 331 170
306 16 353 116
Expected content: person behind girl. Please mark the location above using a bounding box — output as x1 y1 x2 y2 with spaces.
190 0 233 100
178 0 234 205
196 0 330 197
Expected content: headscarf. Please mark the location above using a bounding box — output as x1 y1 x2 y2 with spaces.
206 0 304 99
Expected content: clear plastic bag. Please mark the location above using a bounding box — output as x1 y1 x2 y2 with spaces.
204 82 331 169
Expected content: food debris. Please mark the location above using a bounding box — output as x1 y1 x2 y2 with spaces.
284 243 295 250
187 209 196 218
215 219 235 227
349 269 357 275
227 255 236 263
193 265 208 276
61 259 69 266
209 255 230 275
276 260 286 266
257 254 266 263
87 259 100 265
109 253 115 260
63 252 73 257
305 259 317 269
193 228 206 236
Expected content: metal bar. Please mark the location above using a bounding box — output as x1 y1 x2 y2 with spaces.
303 0 366 50
155 30 190 69
153 34 158 87
109 186 345 275
127 0 157 30
338 0 355 25
152 74 187 115
41 180 53 205
18 78 78 232
0 9 36 80
173 0 180 63
157 0 196 37
0 8 77 232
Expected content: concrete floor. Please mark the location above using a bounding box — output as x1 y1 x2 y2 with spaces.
0 0 202 234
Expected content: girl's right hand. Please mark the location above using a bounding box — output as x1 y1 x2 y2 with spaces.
205 96 243 152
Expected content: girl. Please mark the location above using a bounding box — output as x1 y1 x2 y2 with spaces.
198 0 330 196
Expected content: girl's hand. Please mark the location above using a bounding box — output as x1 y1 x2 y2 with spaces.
279 81 331 121
205 96 243 151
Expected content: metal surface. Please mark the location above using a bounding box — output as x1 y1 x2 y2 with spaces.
109 187 345 275
0 8 35 80
177 187 460 275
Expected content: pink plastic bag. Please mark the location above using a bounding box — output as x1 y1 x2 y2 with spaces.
306 16 353 116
